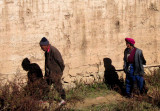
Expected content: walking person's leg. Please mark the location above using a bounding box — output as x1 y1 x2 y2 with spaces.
136 75 144 94
53 74 66 106
125 64 135 98
126 75 132 97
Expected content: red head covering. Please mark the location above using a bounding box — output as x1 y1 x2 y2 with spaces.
125 38 135 45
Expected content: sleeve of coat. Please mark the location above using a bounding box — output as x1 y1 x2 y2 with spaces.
123 48 127 73
45 52 50 77
140 51 146 65
123 50 126 71
53 48 65 72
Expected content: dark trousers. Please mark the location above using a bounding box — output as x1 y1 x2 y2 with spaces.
126 64 144 95
46 74 66 100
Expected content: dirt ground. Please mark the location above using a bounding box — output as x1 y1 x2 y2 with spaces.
40 93 126 110
71 93 124 109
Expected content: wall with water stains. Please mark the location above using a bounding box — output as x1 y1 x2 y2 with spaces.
0 0 160 87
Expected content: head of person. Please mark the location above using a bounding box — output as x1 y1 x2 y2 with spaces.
125 38 135 49
39 37 50 52
22 58 30 71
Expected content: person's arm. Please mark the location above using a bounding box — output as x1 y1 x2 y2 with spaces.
141 51 146 65
123 49 128 73
53 48 65 72
45 52 50 77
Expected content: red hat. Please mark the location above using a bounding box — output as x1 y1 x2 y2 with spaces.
125 38 135 45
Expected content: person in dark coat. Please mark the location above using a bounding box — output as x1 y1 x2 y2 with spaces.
39 37 66 106
123 38 146 98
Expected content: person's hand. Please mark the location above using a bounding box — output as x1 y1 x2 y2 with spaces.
143 65 146 68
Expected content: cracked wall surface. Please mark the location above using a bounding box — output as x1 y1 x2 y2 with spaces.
0 0 160 87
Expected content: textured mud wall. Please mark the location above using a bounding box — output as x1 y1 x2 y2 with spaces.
0 0 160 88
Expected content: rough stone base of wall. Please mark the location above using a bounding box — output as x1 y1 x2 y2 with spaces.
62 67 160 90
0 67 159 90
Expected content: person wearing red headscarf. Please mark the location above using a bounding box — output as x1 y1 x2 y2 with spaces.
123 38 146 98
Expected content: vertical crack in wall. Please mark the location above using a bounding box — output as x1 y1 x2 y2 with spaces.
81 8 87 56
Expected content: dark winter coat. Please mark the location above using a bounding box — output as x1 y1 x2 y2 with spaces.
123 48 146 76
45 45 65 78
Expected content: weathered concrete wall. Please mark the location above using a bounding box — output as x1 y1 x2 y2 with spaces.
0 0 160 88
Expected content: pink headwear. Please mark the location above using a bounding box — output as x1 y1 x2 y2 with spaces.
125 38 135 45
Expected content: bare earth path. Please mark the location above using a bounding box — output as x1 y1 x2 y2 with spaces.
66 93 126 110
42 93 128 110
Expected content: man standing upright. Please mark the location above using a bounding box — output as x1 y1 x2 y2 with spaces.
123 38 146 98
40 37 66 106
